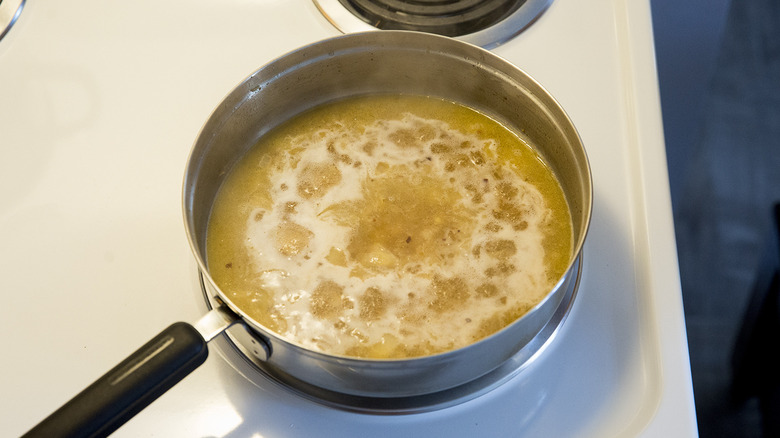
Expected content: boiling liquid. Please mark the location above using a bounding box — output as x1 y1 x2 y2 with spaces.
207 95 572 358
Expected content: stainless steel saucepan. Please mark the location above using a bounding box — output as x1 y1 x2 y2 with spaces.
24 30 592 437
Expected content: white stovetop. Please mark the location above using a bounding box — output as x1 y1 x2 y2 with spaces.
0 0 697 436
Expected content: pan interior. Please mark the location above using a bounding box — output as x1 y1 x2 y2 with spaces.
204 94 574 359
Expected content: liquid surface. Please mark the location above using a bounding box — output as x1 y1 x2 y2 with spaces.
207 95 572 358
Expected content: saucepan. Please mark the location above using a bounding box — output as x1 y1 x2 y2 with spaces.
24 30 592 437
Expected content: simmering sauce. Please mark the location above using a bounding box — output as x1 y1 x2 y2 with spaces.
207 95 572 358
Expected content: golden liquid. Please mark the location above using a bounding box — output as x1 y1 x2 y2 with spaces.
207 95 573 358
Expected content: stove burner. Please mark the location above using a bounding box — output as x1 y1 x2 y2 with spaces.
314 0 553 48
338 0 525 37
0 0 25 42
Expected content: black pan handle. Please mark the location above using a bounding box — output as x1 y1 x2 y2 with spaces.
23 322 208 438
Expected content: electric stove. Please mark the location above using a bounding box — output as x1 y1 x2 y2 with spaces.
0 0 697 436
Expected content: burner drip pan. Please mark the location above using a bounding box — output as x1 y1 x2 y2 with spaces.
202 255 582 414
314 0 553 48
0 0 25 41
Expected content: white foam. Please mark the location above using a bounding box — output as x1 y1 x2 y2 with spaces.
240 113 555 356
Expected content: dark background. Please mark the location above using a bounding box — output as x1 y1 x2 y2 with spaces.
652 0 780 436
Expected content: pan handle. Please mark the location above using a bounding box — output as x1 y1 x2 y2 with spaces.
23 306 239 438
